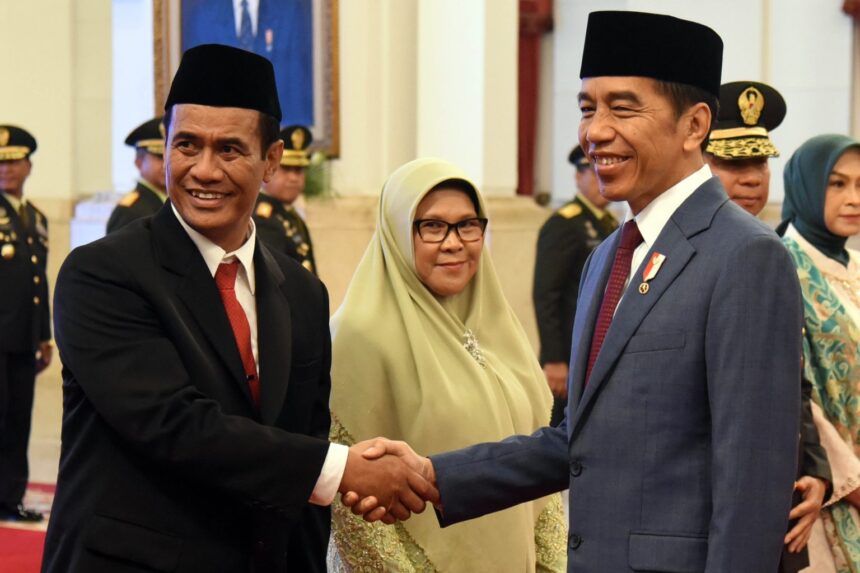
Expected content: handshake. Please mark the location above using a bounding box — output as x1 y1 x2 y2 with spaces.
337 438 440 524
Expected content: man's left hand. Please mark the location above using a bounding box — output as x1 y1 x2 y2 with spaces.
784 475 828 553
36 341 53 373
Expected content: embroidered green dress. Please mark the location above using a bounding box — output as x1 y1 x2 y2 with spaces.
783 227 860 572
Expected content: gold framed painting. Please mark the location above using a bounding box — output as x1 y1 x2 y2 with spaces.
154 0 340 156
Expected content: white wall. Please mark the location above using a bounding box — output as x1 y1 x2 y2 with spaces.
551 0 855 206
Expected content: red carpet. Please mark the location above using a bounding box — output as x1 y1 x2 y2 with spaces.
0 483 54 573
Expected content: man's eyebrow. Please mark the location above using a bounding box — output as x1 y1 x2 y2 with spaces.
577 90 643 105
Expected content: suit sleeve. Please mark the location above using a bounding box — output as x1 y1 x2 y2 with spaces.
704 233 802 572
533 216 585 364
430 424 570 526
53 243 330 520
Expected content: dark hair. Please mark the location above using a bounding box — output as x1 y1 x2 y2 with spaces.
429 178 482 214
163 106 281 159
654 80 720 152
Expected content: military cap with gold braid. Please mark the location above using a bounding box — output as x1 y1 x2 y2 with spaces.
279 125 312 167
125 117 165 156
706 81 786 160
0 125 37 162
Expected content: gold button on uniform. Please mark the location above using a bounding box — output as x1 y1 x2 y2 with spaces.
27 237 33 245
31 255 38 264
33 275 41 284
33 296 40 305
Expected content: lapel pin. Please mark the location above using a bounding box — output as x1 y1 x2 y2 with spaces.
639 252 666 295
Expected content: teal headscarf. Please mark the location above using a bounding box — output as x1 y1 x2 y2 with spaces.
777 133 860 266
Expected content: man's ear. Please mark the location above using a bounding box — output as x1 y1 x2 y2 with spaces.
683 102 712 153
263 139 285 183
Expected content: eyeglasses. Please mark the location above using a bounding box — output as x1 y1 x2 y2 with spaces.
413 217 488 243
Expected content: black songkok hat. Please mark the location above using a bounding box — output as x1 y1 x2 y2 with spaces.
567 145 589 168
165 44 282 121
125 117 165 156
279 125 313 167
0 125 37 161
580 11 723 98
706 81 786 160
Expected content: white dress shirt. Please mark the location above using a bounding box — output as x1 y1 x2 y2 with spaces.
619 164 714 305
232 0 260 37
171 205 347 506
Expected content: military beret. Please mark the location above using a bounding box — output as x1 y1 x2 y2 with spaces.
125 117 165 156
706 81 786 160
165 44 282 121
580 11 723 98
279 125 312 167
0 125 37 161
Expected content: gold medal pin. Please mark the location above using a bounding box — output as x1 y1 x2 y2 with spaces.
639 252 666 295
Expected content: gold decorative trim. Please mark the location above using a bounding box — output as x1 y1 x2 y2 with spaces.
706 136 780 160
0 147 30 161
281 149 310 167
708 126 769 140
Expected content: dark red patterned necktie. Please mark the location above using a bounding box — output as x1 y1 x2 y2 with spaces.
215 261 260 406
585 220 643 385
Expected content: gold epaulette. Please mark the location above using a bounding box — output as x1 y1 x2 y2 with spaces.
255 202 273 218
118 191 140 207
558 203 582 219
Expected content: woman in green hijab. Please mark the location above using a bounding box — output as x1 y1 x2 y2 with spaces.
778 134 860 572
328 158 566 572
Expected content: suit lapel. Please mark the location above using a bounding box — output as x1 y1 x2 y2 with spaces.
255 243 293 425
569 178 728 433
151 205 253 404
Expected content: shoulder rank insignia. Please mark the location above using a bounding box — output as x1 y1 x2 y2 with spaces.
118 191 140 207
558 203 582 219
255 202 273 218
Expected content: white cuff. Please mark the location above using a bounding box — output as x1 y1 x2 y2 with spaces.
309 443 349 506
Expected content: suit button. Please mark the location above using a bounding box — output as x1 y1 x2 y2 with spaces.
569 533 582 549
33 296 40 305
33 275 40 284
570 460 582 476
31 255 38 264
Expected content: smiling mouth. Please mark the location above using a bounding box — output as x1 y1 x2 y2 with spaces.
189 190 227 200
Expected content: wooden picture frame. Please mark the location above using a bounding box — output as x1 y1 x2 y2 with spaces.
153 0 340 157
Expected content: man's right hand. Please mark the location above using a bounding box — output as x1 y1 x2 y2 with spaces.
338 439 439 524
543 362 569 399
340 438 438 524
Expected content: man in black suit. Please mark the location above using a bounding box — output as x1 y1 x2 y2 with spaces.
106 116 167 234
255 125 317 274
44 44 434 572
0 125 51 523
533 145 618 425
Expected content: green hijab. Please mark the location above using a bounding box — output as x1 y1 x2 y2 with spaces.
778 133 860 266
330 158 556 572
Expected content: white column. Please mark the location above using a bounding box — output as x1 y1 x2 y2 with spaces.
416 0 518 197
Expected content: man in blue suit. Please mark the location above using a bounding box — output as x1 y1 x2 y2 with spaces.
348 11 803 572
181 0 313 126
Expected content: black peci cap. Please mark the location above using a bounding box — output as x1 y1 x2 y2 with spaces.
580 11 723 98
0 125 37 161
165 44 282 121
279 125 312 167
125 117 165 156
706 81 786 159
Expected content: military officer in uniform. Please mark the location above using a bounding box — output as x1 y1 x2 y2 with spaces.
0 125 51 522
706 81 832 573
106 117 167 234
254 124 317 274
532 145 617 426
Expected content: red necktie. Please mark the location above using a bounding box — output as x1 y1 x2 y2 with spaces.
585 220 643 384
215 261 260 407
